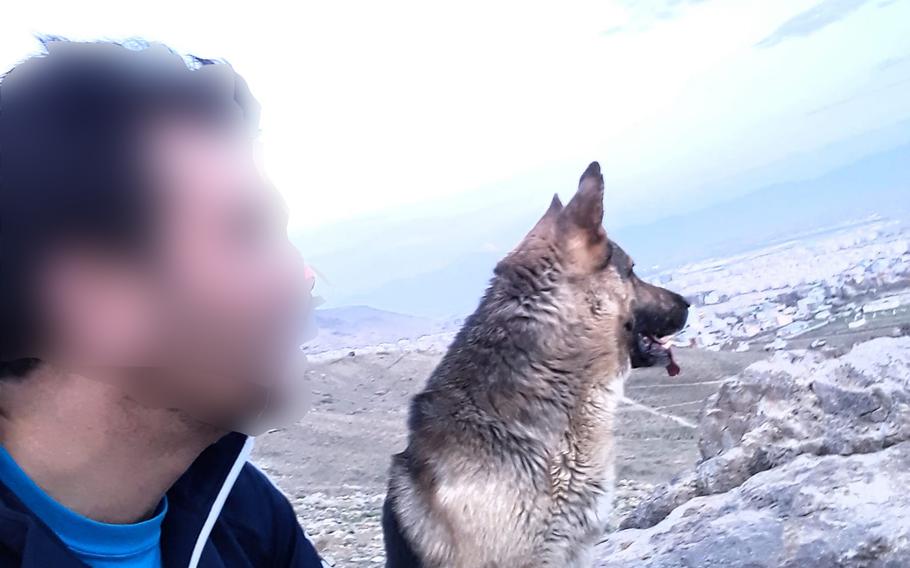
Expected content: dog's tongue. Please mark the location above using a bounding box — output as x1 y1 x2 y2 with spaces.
666 347 680 377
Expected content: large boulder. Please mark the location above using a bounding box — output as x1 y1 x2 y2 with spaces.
600 337 910 567
695 338 910 496
599 442 910 567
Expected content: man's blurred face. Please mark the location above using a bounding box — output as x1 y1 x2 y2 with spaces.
131 117 311 430
36 114 313 431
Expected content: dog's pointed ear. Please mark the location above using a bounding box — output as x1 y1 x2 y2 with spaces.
546 193 563 215
561 161 605 240
502 193 565 266
525 193 563 238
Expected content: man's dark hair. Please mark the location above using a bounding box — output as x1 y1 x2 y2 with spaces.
0 38 260 379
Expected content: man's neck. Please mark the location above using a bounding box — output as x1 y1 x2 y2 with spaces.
0 367 224 524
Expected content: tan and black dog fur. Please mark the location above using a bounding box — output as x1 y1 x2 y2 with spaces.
382 162 689 568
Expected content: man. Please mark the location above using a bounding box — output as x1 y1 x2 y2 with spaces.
0 39 325 567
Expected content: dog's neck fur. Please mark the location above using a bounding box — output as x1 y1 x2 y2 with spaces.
396 242 625 566
429 243 629 446
385 166 678 567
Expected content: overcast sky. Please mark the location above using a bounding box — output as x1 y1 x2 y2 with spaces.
3 0 909 233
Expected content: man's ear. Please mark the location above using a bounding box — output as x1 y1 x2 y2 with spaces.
560 161 606 242
37 248 159 367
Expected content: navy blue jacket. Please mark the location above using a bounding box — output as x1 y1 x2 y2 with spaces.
0 433 327 567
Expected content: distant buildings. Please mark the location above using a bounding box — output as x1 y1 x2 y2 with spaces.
656 219 910 350
864 297 902 314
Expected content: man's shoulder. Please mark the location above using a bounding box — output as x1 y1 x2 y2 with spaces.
216 462 327 566
224 463 292 517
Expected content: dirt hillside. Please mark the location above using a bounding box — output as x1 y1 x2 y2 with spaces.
253 347 764 567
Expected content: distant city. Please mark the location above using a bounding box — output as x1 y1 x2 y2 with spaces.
657 217 910 352
305 216 910 361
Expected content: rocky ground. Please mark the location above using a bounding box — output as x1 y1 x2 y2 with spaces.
253 318 909 567
597 336 910 567
253 346 763 566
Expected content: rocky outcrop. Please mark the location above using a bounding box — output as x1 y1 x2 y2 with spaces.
599 337 910 567
599 442 910 567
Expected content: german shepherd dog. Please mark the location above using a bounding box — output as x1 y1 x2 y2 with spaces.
382 162 689 568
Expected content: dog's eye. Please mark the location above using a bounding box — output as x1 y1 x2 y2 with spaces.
599 246 614 270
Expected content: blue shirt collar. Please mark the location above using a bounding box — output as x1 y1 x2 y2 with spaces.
0 445 166 558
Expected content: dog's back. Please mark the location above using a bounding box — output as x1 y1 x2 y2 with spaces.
388 309 593 562
382 492 424 568
383 162 689 568
384 320 589 568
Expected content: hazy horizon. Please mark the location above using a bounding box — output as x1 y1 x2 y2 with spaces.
3 0 909 316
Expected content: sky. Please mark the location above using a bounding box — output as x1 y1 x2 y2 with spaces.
2 0 909 234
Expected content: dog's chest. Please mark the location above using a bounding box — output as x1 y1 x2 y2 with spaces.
559 375 622 465
545 376 623 540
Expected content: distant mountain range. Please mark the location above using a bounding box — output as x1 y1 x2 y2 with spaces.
305 305 456 352
612 141 910 272
299 137 910 320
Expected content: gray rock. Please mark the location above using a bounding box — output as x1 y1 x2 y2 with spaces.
598 442 910 568
697 340 910 468
654 337 910 508
602 338 910 567
617 473 696 530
